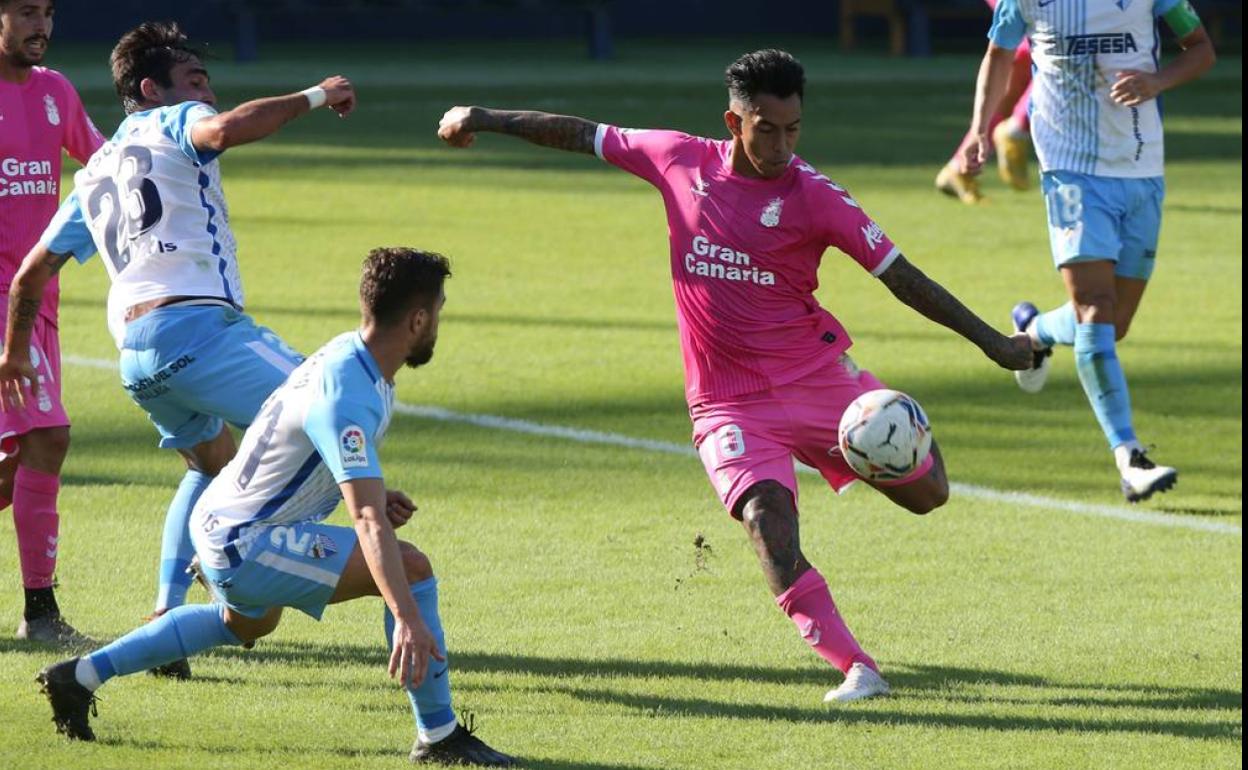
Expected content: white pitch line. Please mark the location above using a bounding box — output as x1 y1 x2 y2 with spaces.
64 354 1241 537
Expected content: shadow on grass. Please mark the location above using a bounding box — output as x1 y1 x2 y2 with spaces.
556 684 1241 740
199 640 1241 741
106 733 655 770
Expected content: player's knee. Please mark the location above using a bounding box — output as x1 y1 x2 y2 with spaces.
399 542 433 583
19 426 71 469
224 607 281 644
910 483 949 515
737 481 797 544
185 429 236 476
1071 292 1116 324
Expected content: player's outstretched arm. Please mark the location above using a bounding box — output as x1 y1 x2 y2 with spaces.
340 478 443 687
191 75 356 153
878 255 1033 371
439 106 598 154
964 45 1016 176
0 245 70 411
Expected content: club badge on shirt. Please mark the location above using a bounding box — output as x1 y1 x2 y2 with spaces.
760 197 783 228
340 425 369 468
44 94 60 126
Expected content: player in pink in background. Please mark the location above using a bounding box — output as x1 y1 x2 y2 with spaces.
935 0 1034 204
439 50 1031 703
0 0 105 644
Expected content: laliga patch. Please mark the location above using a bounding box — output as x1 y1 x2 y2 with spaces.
310 534 338 560
339 425 369 468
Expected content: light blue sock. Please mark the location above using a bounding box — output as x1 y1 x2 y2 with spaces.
156 470 211 611
88 603 241 684
385 577 455 734
1074 323 1136 449
1034 302 1077 347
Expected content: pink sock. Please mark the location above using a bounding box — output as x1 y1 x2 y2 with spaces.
13 467 60 589
776 569 877 673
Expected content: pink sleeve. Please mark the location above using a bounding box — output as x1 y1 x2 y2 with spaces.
815 183 901 277
57 74 106 164
594 124 694 187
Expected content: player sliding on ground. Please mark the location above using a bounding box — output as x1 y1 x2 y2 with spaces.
35 248 516 766
0 22 355 676
439 49 1033 702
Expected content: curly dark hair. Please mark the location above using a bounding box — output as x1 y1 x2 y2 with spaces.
110 21 204 113
360 247 452 326
724 49 806 106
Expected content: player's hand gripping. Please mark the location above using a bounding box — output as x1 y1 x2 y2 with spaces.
0 354 39 412
438 106 478 148
991 333 1037 371
385 489 416 529
1110 70 1162 107
317 75 357 117
389 612 445 688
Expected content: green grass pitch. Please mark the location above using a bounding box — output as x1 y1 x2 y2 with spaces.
0 40 1240 769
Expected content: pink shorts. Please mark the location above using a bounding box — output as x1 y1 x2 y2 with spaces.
0 299 70 456
691 355 934 517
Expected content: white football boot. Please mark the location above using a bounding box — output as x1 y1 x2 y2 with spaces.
1011 301 1053 394
824 662 891 704
1119 448 1178 503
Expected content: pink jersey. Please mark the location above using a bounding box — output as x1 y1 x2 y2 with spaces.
0 67 105 323
595 125 901 406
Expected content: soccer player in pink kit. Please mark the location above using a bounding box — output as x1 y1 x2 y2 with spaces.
0 0 104 643
441 50 1033 703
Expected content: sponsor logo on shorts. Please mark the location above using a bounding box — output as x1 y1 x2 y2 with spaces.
340 425 369 468
124 355 197 399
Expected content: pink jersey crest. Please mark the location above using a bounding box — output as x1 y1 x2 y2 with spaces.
0 67 106 322
595 125 901 405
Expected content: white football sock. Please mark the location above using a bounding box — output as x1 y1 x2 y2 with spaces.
74 657 102 691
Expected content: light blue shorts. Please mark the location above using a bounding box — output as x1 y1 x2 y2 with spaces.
202 522 358 620
118 304 303 449
1041 171 1164 280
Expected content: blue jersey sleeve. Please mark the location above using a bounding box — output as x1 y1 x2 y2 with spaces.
39 191 97 263
303 371 385 484
158 101 222 166
1153 0 1183 17
988 0 1027 49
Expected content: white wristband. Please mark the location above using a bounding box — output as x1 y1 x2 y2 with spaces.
301 86 327 110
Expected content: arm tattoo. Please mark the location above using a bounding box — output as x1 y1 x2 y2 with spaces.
878 255 1001 354
9 297 41 335
40 250 72 275
473 109 598 154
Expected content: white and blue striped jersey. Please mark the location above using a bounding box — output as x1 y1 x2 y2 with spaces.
990 0 1183 177
191 332 394 570
39 101 242 347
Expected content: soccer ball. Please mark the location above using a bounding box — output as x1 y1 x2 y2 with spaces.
838 389 932 482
